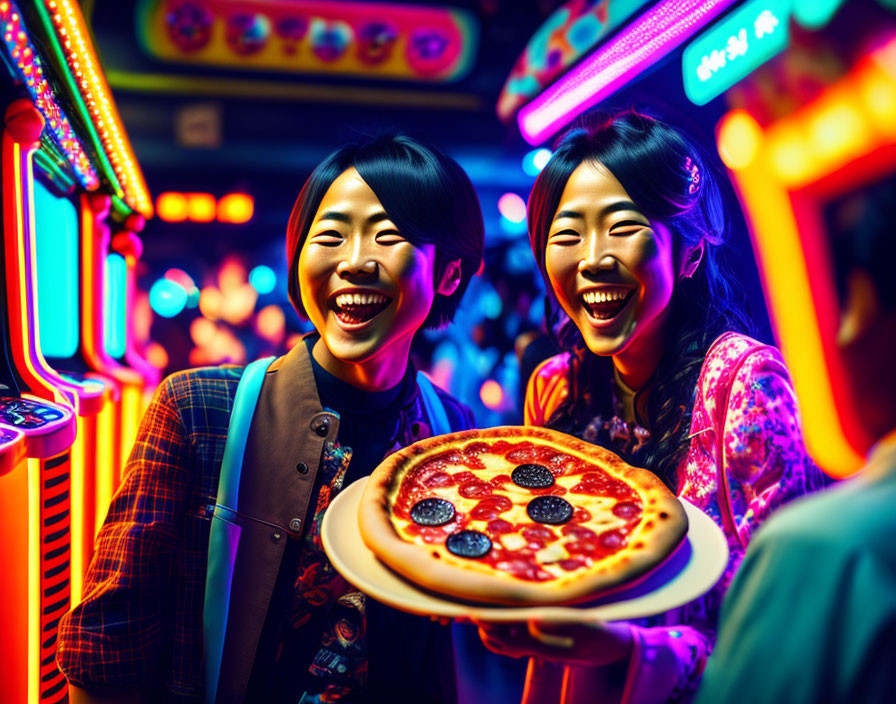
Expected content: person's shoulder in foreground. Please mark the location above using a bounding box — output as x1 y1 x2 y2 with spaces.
695 452 896 704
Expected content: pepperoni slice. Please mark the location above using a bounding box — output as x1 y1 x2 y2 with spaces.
459 479 493 499
612 501 642 519
470 494 512 521
446 530 492 558
526 496 573 525
410 498 455 527
486 519 514 535
511 464 555 489
521 524 557 543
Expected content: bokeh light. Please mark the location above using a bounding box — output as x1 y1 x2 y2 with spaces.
150 278 188 318
522 148 552 176
199 285 223 320
218 193 255 224
480 380 504 409
145 342 169 370
717 109 762 170
164 268 195 290
256 304 286 343
156 192 187 222
190 317 217 347
186 193 216 222
498 192 527 223
249 264 277 294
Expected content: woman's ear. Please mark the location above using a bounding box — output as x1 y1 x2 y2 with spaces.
680 241 704 279
437 259 463 296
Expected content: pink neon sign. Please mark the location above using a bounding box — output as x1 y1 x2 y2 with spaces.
518 0 739 145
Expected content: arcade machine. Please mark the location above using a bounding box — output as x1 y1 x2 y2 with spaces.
0 2 155 703
498 0 896 479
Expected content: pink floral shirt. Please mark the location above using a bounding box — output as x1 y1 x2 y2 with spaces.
526 333 822 703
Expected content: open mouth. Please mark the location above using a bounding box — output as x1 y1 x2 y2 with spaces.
580 287 635 322
329 291 392 326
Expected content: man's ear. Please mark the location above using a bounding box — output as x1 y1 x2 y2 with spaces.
436 259 463 297
680 241 704 279
837 269 881 347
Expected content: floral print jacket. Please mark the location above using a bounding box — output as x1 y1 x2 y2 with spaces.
525 332 823 703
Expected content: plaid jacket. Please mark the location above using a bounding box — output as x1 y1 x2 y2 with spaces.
57 360 472 702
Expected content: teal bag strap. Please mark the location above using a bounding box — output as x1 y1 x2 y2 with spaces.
416 371 451 436
204 356 275 704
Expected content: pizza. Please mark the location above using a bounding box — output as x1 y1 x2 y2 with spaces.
358 426 687 606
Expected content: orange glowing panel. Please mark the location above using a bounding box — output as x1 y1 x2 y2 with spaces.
186 192 216 223
717 39 896 477
217 193 254 224
156 191 188 222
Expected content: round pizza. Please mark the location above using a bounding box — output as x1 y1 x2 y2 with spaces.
358 426 688 606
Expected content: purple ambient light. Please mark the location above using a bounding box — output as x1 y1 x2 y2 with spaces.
518 0 739 145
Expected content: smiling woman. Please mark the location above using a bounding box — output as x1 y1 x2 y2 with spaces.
462 110 824 704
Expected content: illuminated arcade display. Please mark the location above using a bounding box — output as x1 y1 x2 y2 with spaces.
138 0 477 82
0 1 155 702
517 0 739 144
718 37 896 476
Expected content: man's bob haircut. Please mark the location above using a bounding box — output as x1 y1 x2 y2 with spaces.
286 134 484 329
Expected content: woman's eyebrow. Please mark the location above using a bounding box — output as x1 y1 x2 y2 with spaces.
316 211 350 223
601 200 641 217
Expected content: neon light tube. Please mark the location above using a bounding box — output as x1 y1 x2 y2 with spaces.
518 0 739 144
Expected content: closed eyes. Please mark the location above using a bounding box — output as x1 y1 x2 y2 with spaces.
309 230 343 245
375 229 406 244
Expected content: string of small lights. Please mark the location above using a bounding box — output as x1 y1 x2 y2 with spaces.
0 0 98 189
40 0 153 217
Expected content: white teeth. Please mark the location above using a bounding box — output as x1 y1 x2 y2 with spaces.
334 292 389 308
582 289 630 304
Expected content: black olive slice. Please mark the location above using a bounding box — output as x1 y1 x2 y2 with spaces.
526 495 573 525
511 463 555 489
446 530 492 558
410 498 456 527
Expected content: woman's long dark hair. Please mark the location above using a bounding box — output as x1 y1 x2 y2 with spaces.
529 109 753 490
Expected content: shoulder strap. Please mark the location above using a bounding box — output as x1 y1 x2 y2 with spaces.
416 371 452 436
204 356 275 704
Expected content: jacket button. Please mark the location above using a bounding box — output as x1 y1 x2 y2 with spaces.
296 462 309 474
272 532 282 542
311 416 330 437
289 518 303 532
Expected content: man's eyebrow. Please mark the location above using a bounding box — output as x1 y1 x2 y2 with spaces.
367 211 391 225
553 209 583 221
316 211 350 223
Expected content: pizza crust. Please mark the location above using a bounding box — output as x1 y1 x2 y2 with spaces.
358 426 687 606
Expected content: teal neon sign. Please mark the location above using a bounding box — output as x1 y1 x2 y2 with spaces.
34 180 79 358
683 0 791 106
104 253 127 359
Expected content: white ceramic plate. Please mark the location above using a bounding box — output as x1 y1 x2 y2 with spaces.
322 477 728 622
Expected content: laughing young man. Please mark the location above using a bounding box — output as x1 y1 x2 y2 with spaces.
58 135 484 704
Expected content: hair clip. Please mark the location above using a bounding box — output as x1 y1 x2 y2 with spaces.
684 157 701 195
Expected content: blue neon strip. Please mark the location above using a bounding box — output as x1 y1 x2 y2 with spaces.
34 180 79 358
104 253 127 358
